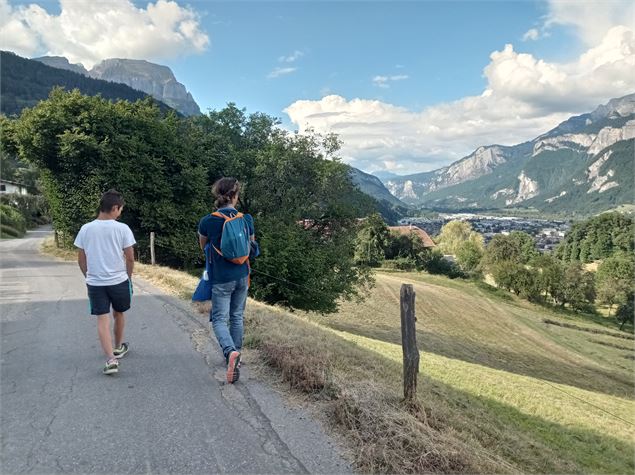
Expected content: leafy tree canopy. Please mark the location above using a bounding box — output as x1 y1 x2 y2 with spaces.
6 89 376 313
556 212 634 263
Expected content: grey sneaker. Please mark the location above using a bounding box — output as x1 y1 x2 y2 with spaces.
103 358 119 375
113 342 129 359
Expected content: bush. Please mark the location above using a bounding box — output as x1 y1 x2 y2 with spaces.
0 224 23 238
0 204 26 236
421 249 464 278
0 193 49 228
389 257 417 270
455 240 483 275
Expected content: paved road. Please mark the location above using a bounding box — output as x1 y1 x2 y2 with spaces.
1 229 349 474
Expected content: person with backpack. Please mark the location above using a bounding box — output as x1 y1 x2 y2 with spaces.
74 189 136 375
198 177 257 384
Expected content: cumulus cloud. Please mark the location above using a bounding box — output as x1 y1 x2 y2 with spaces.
544 0 635 46
285 25 635 174
372 74 409 88
0 0 209 68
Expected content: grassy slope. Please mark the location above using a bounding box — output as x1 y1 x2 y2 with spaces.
319 272 634 471
42 239 635 473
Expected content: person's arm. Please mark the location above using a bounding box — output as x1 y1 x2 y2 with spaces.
248 215 259 257
198 216 209 251
77 249 87 277
199 232 208 251
124 246 135 278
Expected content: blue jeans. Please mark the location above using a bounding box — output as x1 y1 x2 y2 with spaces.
210 276 248 359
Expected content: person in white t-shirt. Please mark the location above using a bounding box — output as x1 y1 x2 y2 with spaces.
74 189 136 375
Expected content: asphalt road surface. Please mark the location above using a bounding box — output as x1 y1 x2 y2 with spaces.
1 228 349 474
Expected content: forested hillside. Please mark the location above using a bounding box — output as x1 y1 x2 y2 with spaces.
0 51 172 116
556 212 634 262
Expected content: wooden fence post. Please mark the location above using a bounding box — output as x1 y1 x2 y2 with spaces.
400 283 419 401
54 230 59 248
150 232 156 265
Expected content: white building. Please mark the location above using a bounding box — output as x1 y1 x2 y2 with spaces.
0 180 29 195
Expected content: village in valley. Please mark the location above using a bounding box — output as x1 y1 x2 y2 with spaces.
400 214 570 252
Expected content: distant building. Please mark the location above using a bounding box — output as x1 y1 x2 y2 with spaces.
388 225 436 248
0 180 28 195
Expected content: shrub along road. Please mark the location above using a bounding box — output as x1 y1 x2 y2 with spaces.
0 229 349 474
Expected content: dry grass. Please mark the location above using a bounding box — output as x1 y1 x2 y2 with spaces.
331 384 490 474
543 318 635 340
242 303 511 474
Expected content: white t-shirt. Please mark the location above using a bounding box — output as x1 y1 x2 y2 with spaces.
74 219 136 286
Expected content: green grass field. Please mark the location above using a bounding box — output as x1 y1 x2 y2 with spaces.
304 270 635 473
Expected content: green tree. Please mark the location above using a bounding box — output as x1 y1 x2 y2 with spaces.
490 261 518 292
557 212 634 263
354 213 390 267
596 254 635 317
385 231 431 270
482 232 536 271
455 240 484 275
437 220 484 255
509 231 538 264
615 292 634 331
561 262 596 312
530 254 565 304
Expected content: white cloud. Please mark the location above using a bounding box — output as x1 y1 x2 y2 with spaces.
278 50 304 63
372 74 409 88
267 66 297 79
286 25 635 174
0 0 209 68
543 0 635 46
522 28 540 41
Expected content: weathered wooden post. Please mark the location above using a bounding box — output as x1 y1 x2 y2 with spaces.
54 230 59 248
400 283 419 401
150 232 156 265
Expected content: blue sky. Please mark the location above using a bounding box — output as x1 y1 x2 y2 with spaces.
168 1 575 119
3 0 634 173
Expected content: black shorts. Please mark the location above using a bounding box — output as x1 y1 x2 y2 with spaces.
87 279 132 316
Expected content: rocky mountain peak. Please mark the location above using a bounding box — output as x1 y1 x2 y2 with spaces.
590 93 635 120
33 56 88 75
90 58 201 116
33 55 201 116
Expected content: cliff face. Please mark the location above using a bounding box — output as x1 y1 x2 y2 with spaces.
33 56 202 116
33 56 88 75
90 59 201 116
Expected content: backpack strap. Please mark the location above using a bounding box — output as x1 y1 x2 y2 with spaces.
212 211 243 220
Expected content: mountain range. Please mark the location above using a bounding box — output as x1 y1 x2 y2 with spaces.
382 94 635 215
33 56 200 116
0 51 174 116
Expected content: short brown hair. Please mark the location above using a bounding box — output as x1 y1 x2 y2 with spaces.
212 177 240 208
99 189 124 212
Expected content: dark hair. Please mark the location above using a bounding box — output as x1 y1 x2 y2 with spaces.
212 177 240 208
99 189 125 212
